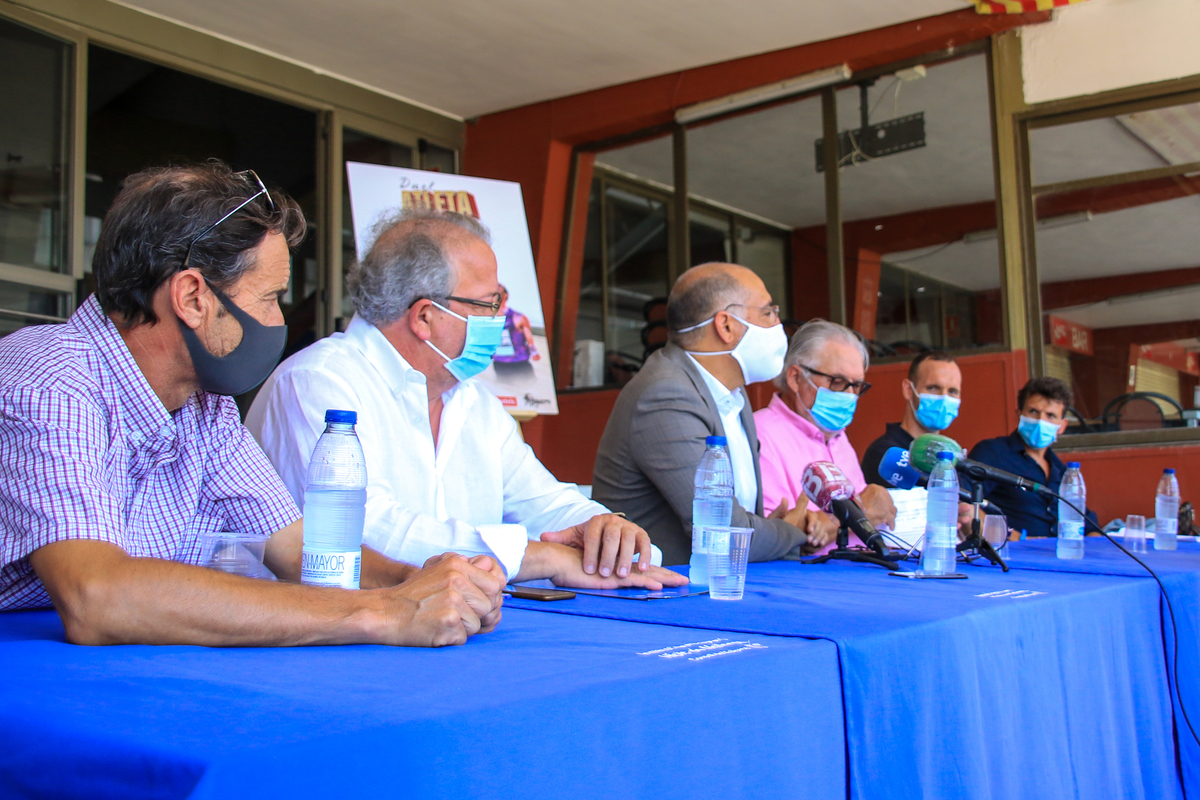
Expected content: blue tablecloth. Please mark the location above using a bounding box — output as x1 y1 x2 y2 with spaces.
991 538 1200 794
0 608 845 800
507 553 1188 800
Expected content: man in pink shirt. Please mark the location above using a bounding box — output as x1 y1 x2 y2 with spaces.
755 320 896 553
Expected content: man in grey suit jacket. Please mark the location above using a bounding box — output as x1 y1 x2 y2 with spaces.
593 263 827 566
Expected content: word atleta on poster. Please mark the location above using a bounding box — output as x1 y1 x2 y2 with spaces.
346 162 558 415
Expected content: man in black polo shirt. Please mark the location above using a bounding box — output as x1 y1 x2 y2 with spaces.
967 377 1097 537
863 351 962 486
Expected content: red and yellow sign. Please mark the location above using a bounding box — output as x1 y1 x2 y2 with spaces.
974 0 1090 13
1137 342 1200 377
1048 315 1093 356
401 190 480 218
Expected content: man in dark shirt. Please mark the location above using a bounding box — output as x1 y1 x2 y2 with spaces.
863 351 962 487
967 377 1096 537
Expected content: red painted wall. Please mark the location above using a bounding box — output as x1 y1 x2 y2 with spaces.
538 389 621 485
847 350 1029 458
1068 445 1200 525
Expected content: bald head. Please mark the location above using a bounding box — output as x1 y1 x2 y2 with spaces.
348 208 491 326
667 263 764 346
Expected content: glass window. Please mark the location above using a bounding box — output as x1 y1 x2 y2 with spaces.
419 139 457 174
735 224 788 317
573 171 671 387
689 208 731 265
85 46 319 364
837 52 1003 352
342 128 414 323
0 17 69 274
1031 100 1200 434
0 279 69 336
683 93 819 319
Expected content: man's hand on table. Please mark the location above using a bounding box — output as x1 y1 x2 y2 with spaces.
539 513 653 579
857 485 897 530
523 541 688 590
380 554 505 646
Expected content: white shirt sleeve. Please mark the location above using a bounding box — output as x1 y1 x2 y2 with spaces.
495 404 610 536
249 367 529 580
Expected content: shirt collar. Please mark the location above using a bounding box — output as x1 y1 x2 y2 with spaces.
686 354 745 418
1006 428 1064 469
768 393 844 445
73 295 175 443
345 315 467 403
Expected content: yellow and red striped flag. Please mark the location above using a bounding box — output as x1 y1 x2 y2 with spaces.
974 0 1091 12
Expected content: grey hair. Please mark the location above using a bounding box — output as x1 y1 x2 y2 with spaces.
347 207 491 326
666 263 752 347
775 319 870 389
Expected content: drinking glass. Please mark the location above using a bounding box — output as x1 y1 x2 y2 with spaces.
706 527 753 600
1125 515 1148 554
982 514 1010 561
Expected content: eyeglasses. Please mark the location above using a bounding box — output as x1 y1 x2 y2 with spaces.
802 365 872 396
726 303 781 324
183 170 275 268
440 293 503 318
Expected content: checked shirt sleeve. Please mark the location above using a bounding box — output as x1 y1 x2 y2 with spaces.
0 388 127 609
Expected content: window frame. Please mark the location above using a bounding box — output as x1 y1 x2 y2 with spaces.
1009 46 1200 446
0 0 461 340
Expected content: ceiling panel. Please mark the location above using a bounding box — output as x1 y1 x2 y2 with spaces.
113 0 969 118
598 53 996 229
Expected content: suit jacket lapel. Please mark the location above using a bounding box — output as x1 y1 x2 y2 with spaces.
661 343 723 435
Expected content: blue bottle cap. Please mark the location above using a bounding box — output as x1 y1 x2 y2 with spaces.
706 435 727 446
325 409 357 425
1067 461 1081 469
937 450 953 461
1165 468 1176 474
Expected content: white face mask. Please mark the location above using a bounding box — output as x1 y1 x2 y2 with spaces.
681 313 788 385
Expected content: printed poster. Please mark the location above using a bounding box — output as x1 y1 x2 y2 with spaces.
346 163 558 415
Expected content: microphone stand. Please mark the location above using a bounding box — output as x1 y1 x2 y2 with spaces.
955 478 1009 572
803 524 899 571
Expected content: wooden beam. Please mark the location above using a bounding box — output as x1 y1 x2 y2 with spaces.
822 87 846 326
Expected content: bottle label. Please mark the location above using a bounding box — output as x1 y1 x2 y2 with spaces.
1058 521 1084 540
692 525 707 553
301 548 362 589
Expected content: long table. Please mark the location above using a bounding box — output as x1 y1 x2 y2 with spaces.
3 541 1195 800
0 607 845 799
506 540 1200 800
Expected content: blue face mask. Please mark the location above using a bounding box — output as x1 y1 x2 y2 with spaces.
804 373 858 432
1018 415 1060 449
914 392 961 432
426 301 505 382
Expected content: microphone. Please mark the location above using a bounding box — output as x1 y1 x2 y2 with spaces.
909 433 1053 496
801 461 888 555
879 446 998 511
879 447 921 490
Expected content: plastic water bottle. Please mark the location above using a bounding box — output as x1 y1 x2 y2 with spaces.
690 436 733 587
1057 462 1086 560
301 410 367 589
920 451 959 576
1155 468 1180 551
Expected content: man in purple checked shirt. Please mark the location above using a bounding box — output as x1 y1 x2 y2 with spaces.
0 162 504 648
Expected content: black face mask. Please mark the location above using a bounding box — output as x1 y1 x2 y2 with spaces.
178 284 286 396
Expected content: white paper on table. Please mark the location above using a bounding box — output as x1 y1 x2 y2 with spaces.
886 488 928 551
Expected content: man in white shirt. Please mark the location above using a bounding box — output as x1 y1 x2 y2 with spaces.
248 209 684 590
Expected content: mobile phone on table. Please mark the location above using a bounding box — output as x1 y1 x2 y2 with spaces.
503 585 577 601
